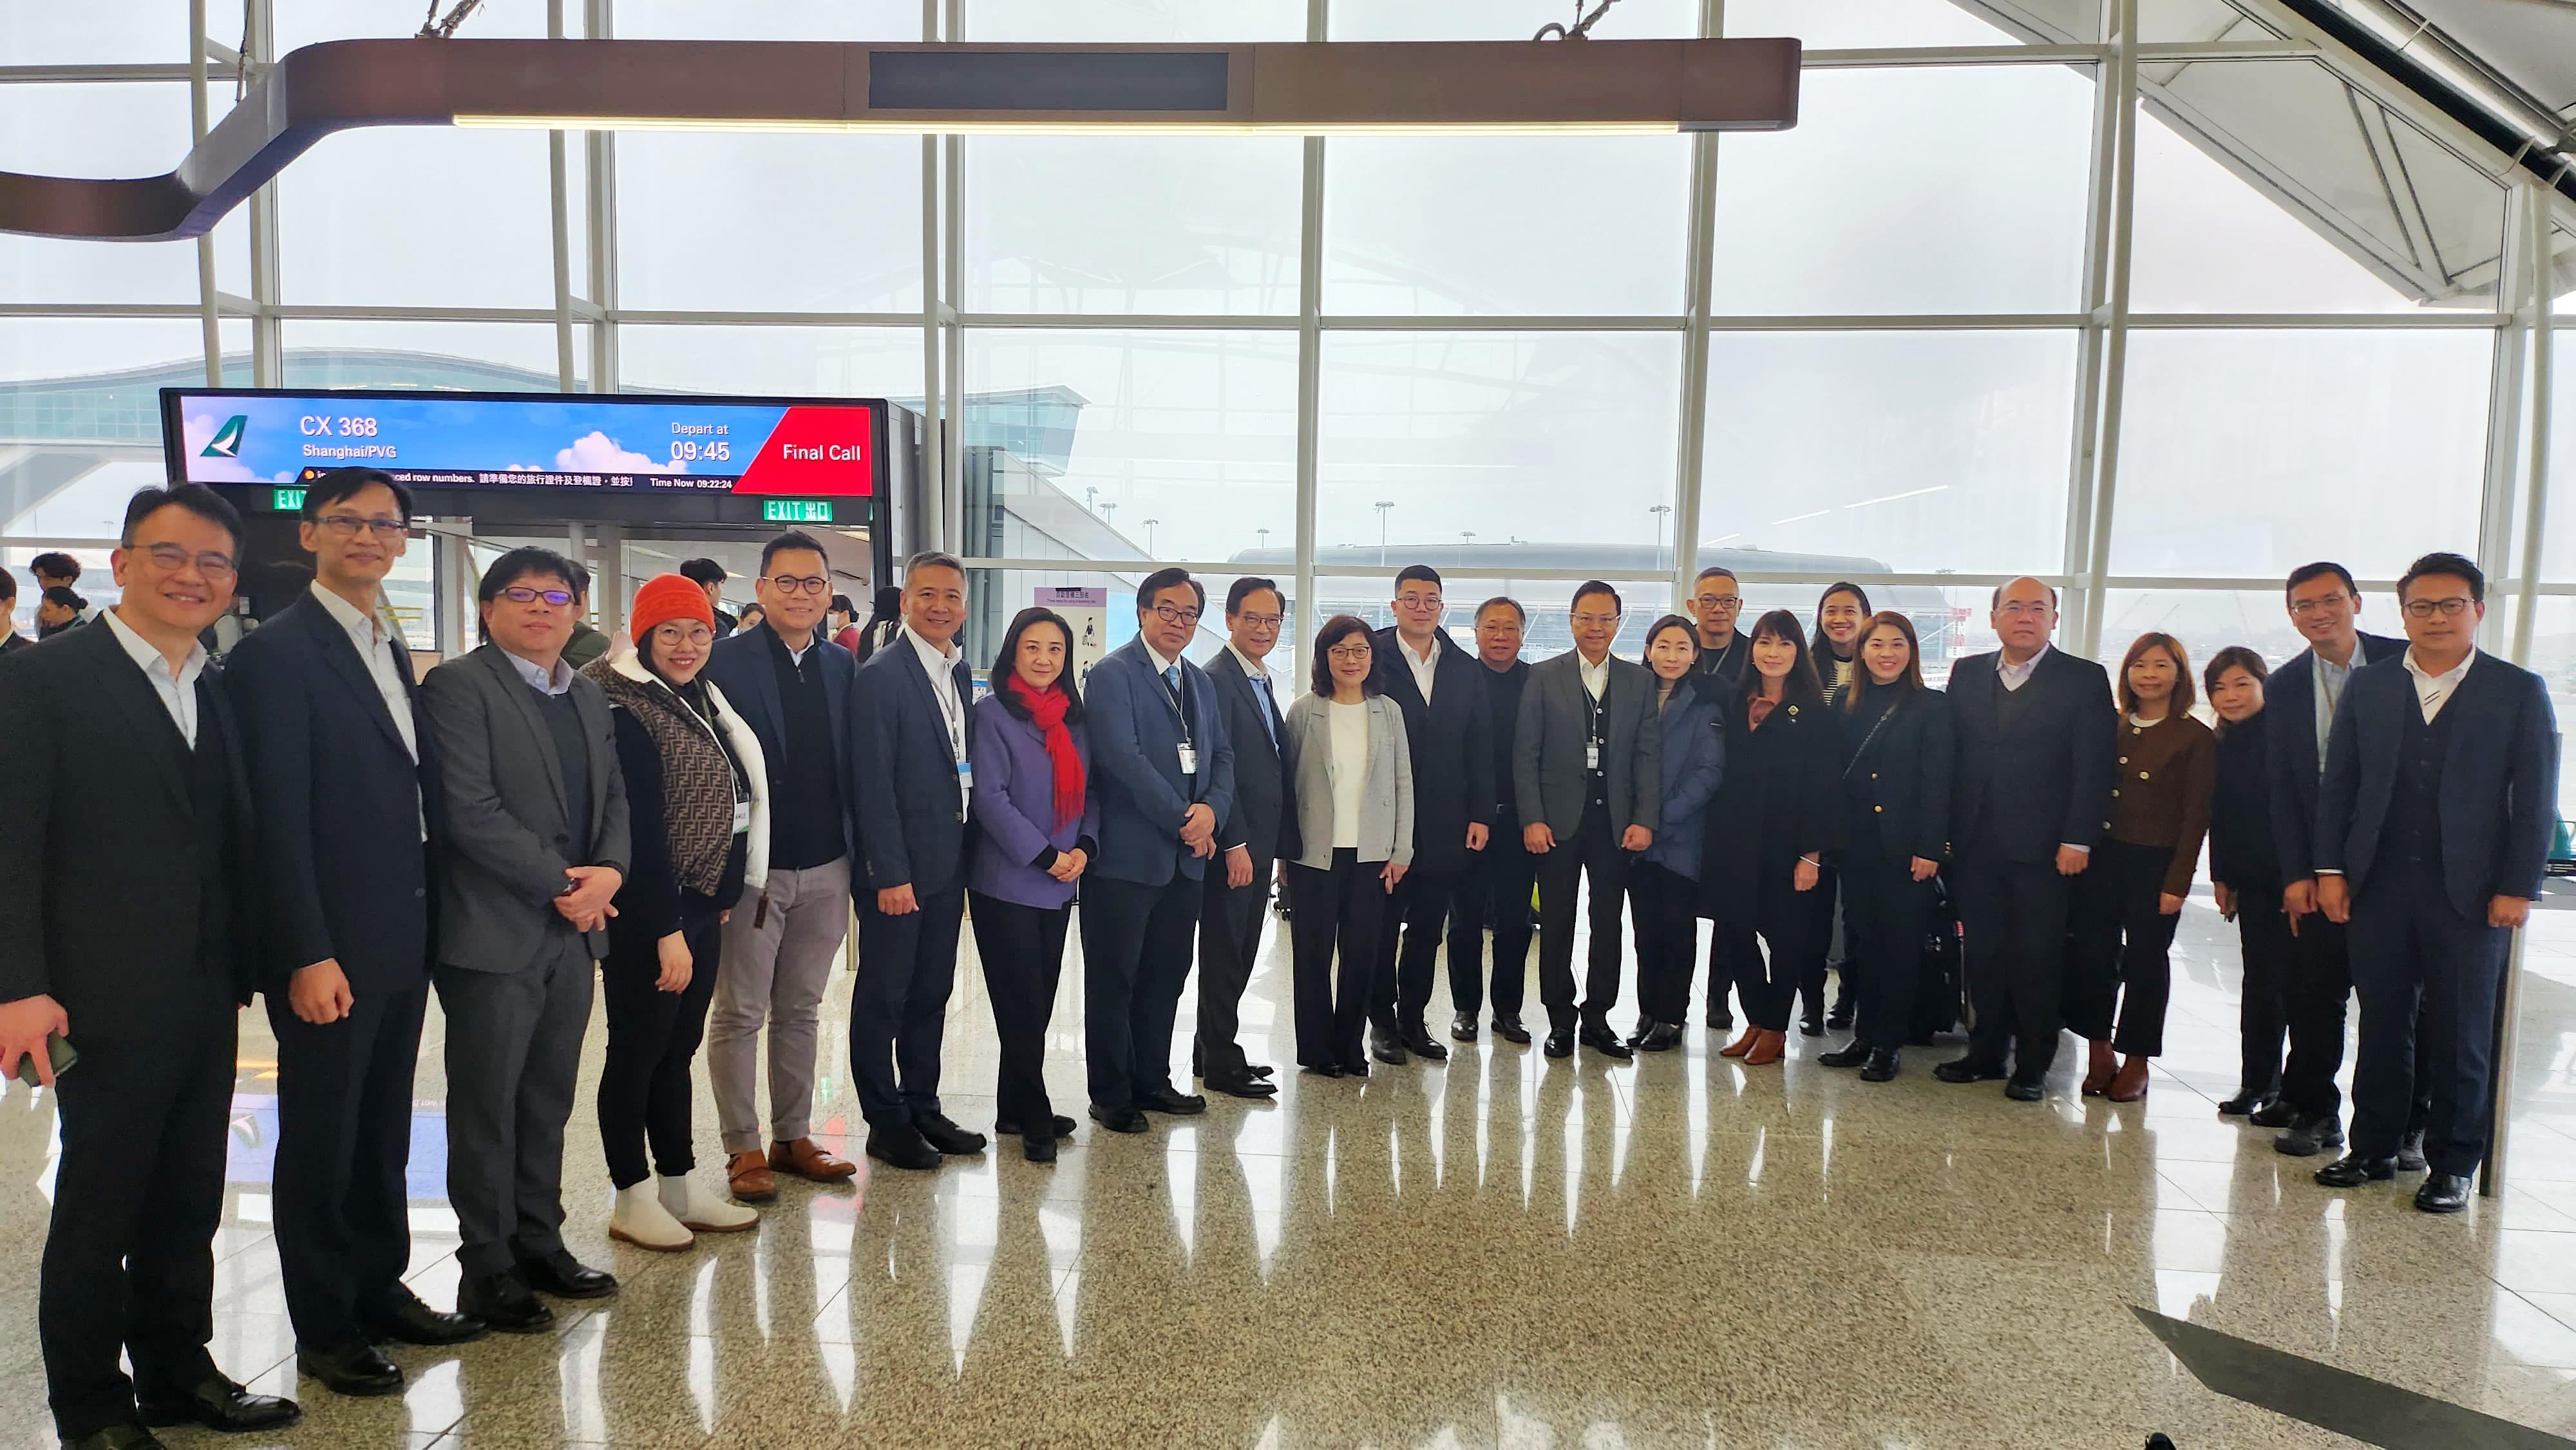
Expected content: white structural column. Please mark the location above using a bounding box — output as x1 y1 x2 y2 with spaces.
188 0 222 384
1665 0 1725 611
2072 0 2139 660
245 0 280 387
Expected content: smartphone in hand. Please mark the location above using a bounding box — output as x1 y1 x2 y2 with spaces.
10 1033 75 1089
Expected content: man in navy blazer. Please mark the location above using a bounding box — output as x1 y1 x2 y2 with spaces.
2257 560 2420 1159
2312 552 2557 1212
1079 568 1236 1133
699 532 864 1200
848 551 988 1171
1197 577 1296 1100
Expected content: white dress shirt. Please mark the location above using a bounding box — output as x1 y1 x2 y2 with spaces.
100 607 205 748
503 646 576 696
1996 643 2051 692
1226 643 1279 746
2403 646 2476 724
2312 642 2360 771
1399 632 1439 706
312 583 426 839
906 625 970 813
1576 648 1611 702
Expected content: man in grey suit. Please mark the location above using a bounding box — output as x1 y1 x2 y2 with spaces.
1196 577 1296 1100
419 547 630 1335
1513 580 1661 1060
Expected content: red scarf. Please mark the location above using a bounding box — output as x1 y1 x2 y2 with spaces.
1007 675 1086 829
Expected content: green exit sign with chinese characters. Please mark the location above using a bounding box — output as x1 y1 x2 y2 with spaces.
762 498 834 524
272 487 307 513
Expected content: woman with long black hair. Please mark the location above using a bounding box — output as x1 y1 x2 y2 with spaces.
1804 581 1872 1032
2203 645 2288 1118
1625 615 1727 1051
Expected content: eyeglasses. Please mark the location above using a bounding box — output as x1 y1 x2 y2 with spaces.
1570 612 1621 626
652 623 716 646
1327 644 1373 661
1694 594 1741 610
316 515 409 541
2403 597 2473 619
136 543 238 579
763 574 830 596
1998 602 2051 618
2288 594 2351 616
1233 612 1283 630
1394 594 1443 611
501 586 576 607
1151 603 1202 626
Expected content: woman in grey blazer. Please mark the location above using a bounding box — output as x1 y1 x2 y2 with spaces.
1280 616 1414 1077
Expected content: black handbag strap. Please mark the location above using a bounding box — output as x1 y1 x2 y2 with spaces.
1841 699 1900 780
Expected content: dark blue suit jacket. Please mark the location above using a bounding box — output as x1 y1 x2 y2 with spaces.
703 625 862 867
1084 637 1235 887
851 633 978 898
2264 630 2405 883
1944 645 2116 865
2316 650 2557 921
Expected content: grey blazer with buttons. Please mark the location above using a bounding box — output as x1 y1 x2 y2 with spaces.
1280 692 1414 871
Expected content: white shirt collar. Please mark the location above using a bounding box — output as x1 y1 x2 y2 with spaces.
1144 641 1184 677
1575 648 1611 697
1399 631 1439 666
1226 642 1272 686
308 579 386 645
100 605 207 689
2403 646 2475 688
502 645 574 696
1996 643 2052 687
904 624 960 670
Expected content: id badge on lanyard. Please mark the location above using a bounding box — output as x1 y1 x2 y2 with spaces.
1178 742 1199 776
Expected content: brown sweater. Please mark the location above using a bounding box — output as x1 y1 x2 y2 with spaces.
2107 711 2216 897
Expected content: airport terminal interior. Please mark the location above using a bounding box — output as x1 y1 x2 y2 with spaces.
8 0 2576 1445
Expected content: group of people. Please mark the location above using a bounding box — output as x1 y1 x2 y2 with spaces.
0 467 2557 1450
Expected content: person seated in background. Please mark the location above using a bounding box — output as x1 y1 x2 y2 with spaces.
37 586 86 640
2202 646 2287 1120
1625 615 1725 1053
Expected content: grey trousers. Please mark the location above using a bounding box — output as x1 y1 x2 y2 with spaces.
709 857 852 1154
435 930 595 1279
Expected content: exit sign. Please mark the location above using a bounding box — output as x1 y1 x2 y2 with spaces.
762 498 834 523
272 487 307 513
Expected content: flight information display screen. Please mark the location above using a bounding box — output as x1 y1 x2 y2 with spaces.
160 388 877 498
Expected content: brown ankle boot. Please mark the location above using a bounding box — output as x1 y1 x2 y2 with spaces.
2108 1054 2152 1102
1719 1026 1760 1059
2082 1039 2117 1097
1745 1029 1785 1066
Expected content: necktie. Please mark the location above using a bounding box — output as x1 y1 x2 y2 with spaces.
1164 664 1181 693
1252 673 1277 746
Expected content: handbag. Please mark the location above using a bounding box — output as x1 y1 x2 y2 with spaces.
1911 874 1966 1040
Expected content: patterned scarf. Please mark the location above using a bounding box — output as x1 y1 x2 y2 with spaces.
586 658 739 896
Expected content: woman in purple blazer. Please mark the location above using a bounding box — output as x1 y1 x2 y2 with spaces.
967 607 1103 1163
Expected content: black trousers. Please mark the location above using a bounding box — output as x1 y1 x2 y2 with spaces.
2231 883 2292 1100
1627 860 1701 1027
1535 802 1632 1033
42 999 234 1440
851 883 967 1133
1373 865 1460 1039
1289 850 1387 1069
598 913 722 1187
1718 856 1823 1030
971 892 1070 1133
1195 856 1273 1080
269 975 428 1351
1950 848 2072 1080
2065 838 2183 1057
1080 871 1202 1109
1703 922 1742 1026
1841 852 1932 1051
1450 838 1539 1020
2280 902 2434 1130
1796 865 1842 1021
436 934 593 1280
2347 862 2511 1176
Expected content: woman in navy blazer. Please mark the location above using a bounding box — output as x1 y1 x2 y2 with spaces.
1627 616 1727 1053
966 608 1103 1163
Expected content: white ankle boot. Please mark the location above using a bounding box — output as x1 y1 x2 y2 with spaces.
661 1173 758 1233
610 1182 695 1251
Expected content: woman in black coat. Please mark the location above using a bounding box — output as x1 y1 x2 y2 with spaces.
1699 609 1842 1067
1817 612 1952 1082
2203 645 2288 1118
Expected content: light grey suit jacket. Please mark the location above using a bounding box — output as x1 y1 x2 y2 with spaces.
1512 650 1662 839
1280 692 1414 870
419 643 632 973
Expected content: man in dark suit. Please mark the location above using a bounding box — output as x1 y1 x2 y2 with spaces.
419 547 630 1333
1688 566 1750 1030
1080 568 1236 1133
223 469 482 1400
1934 576 2114 1102
0 485 299 1450
2257 560 2421 1160
849 551 989 1170
1513 581 1662 1061
1197 577 1296 1100
1451 597 1538 1044
2313 552 2557 1212
0 564 31 655
1368 565 1495 1066
699 532 862 1200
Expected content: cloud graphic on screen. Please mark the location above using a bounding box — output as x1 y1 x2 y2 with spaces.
180 413 295 483
554 430 685 475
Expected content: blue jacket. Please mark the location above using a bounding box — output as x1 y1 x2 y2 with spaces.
701 624 862 867
851 632 978 897
1083 637 1236 887
2264 630 2405 884
967 693 1103 911
1638 677 1725 880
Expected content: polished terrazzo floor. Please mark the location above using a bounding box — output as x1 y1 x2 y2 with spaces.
10 884 2576 1449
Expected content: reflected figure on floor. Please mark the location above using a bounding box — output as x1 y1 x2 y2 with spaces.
968 607 1100 1162
2066 633 2214 1106
1450 597 1539 1046
1823 612 1953 1084
584 574 766 1250
2203 646 2289 1120
421 546 630 1332
0 486 301 1450
1804 581 1871 1033
1197 578 1296 1100
1625 616 1725 1054
2313 551 2557 1213
1686 567 1751 1031
1282 616 1413 1078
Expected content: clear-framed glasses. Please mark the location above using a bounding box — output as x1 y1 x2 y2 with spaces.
138 543 238 579
1152 603 1202 626
1234 612 1283 630
1569 612 1621 627
502 585 575 607
2289 593 2352 616
1998 601 2051 618
1327 644 1373 661
652 621 716 647
764 574 831 596
316 515 410 540
1694 594 1741 610
2402 596 2472 619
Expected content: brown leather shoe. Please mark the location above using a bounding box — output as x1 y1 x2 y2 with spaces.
2108 1054 2152 1103
2081 1039 2117 1097
1719 1027 1760 1059
1744 1029 1785 1067
769 1137 858 1183
726 1150 777 1203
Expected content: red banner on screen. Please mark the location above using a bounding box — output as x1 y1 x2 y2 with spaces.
736 406 874 496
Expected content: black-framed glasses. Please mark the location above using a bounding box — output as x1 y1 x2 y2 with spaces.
1693 594 1741 610
137 543 237 579
2403 597 2472 619
764 574 831 596
316 515 410 540
1394 594 1444 612
502 585 575 607
1151 603 1202 626
1233 612 1283 630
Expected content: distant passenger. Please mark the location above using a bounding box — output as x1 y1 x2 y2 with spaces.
734 603 766 637
561 566 611 672
1450 597 1538 1044
679 557 736 636
1281 614 1412 1076
1625 615 1725 1053
828 594 862 655
30 552 91 628
855 585 902 664
1197 577 1295 1100
37 586 86 640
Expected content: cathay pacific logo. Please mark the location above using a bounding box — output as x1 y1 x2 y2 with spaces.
200 415 248 458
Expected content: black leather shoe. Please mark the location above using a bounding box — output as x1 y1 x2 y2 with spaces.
1492 1015 1533 1045
915 1112 990 1156
61 1426 167 1450
1826 998 1856 1032
363 1286 484 1346
518 1249 618 1301
457 1270 554 1333
1206 1073 1278 1100
2216 1089 2275 1117
866 1125 943 1171
995 1114 1079 1140
1707 1009 1734 1032
1816 1042 1871 1069
2398 1127 2430 1173
1299 1064 1344 1078
1370 1034 1408 1066
2274 1115 2345 1158
1579 1026 1634 1060
2414 1172 2471 1213
1400 1029 1450 1062
1798 1010 1826 1038
1933 1057 2007 1084
1341 1060 1371 1078
2003 1077 2045 1102
1859 1048 1901 1082
1450 1012 1479 1043
2248 1098 2301 1129
1137 1085 1208 1115
2315 1153 2398 1187
1090 1103 1150 1133
297 1341 402 1398
1636 1022 1684 1053
136 1375 301 1433
1542 1030 1575 1059
1247 1064 1275 1080
1023 1133 1058 1164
